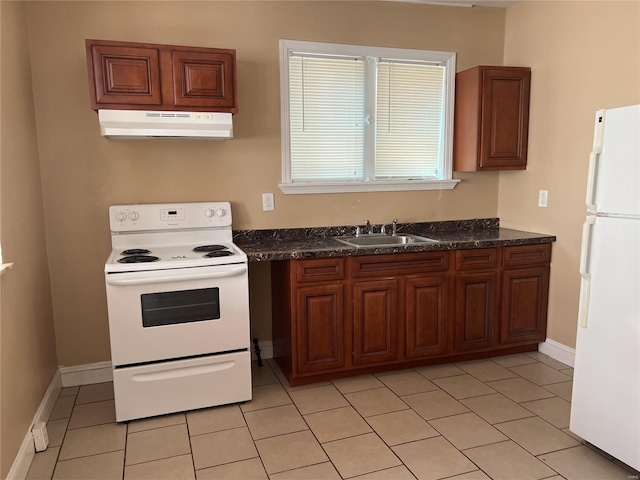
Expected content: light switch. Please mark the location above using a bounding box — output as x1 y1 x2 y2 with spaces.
538 190 548 208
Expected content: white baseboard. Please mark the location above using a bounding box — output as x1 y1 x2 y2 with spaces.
60 361 113 387
538 338 576 368
252 340 273 362
6 370 61 480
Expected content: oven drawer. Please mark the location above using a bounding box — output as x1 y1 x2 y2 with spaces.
113 351 251 422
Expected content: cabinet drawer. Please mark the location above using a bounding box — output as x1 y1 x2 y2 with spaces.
503 244 551 268
295 258 345 283
352 252 449 277
456 248 499 271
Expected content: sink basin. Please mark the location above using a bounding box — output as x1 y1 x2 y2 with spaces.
334 233 437 247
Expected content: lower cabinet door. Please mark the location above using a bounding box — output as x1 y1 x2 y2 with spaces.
500 266 549 344
406 275 450 358
353 279 398 365
455 271 499 352
295 283 345 374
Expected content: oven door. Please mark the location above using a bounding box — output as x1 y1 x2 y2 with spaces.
105 263 249 366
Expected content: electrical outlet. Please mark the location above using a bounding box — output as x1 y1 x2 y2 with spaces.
262 193 275 211
538 190 548 208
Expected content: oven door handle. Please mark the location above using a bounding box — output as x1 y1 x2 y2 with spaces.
106 265 247 286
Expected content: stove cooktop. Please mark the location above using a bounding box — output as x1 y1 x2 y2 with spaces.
106 202 247 273
105 242 247 273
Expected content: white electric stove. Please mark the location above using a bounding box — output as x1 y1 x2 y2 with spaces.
104 202 251 422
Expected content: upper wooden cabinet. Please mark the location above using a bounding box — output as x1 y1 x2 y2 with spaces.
454 66 531 171
85 39 237 113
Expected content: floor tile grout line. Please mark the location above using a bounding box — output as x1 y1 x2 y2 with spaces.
235 395 272 478
54 447 126 465
123 451 194 471
180 408 198 478
46 392 79 479
487 419 579 467
456 438 523 480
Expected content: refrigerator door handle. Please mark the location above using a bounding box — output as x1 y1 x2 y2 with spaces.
586 109 606 213
578 215 596 328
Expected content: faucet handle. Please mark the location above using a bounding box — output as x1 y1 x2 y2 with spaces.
392 219 398 236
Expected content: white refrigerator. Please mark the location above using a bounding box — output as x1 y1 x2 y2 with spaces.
570 104 640 471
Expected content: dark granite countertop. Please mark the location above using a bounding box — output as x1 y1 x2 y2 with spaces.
233 218 556 262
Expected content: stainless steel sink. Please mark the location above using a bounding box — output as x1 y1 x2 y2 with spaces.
334 233 437 247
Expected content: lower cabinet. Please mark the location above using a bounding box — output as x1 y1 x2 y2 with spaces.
454 271 499 352
500 244 551 344
353 279 399 365
295 283 345 373
405 275 451 358
454 247 500 352
273 243 551 386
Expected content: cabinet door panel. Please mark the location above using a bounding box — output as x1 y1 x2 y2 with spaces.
353 280 398 365
406 276 449 358
88 44 162 108
172 50 236 110
480 68 530 169
295 284 345 373
455 272 498 352
501 267 549 344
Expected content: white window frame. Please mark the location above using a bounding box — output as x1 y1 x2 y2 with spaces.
278 39 460 195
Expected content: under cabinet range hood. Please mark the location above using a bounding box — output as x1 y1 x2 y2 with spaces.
97 110 233 139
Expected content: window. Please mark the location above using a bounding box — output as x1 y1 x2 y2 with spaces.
279 40 459 194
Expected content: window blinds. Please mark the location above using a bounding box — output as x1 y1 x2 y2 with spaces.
289 55 365 181
288 53 446 182
376 61 445 179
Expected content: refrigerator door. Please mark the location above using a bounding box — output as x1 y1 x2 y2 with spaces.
571 214 640 471
586 105 640 216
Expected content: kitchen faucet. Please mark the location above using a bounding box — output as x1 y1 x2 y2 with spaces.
365 219 373 234
381 219 398 236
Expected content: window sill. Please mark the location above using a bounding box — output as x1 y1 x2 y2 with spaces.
279 179 460 195
0 263 14 277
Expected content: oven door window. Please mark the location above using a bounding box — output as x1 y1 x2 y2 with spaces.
141 288 220 327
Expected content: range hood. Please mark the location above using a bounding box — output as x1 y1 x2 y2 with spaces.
97 109 233 139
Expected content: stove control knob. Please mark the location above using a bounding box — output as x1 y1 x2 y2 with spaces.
204 208 215 217
115 211 127 222
216 208 226 217
129 211 140 221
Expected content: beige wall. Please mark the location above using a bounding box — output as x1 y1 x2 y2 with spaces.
24 1 506 367
500 1 640 348
0 2 58 477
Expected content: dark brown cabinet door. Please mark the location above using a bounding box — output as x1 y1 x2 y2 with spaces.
454 272 499 352
86 39 237 113
405 275 450 358
295 284 345 374
454 66 531 171
500 266 549 344
87 43 163 108
353 280 398 365
172 50 236 110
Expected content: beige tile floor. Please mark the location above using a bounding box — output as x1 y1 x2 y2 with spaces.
26 352 638 480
